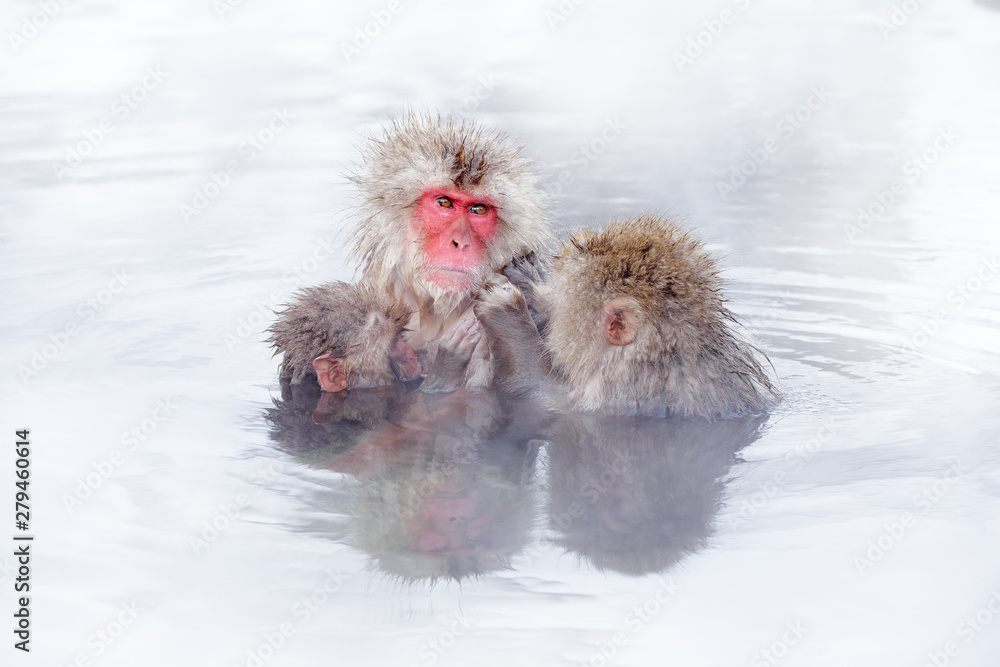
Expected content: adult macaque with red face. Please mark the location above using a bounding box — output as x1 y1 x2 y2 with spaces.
348 113 550 388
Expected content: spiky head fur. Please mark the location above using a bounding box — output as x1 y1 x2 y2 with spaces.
267 282 411 387
544 214 779 418
348 113 550 317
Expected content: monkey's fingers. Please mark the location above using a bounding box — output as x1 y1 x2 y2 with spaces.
523 250 549 281
476 278 523 312
421 319 480 394
443 318 482 354
503 251 547 287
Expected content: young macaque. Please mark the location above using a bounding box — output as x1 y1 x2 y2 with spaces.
267 282 420 393
348 113 550 388
268 282 481 395
481 214 780 418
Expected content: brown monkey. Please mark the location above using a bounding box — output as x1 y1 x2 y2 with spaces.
481 214 780 418
268 281 481 394
348 113 550 388
267 282 421 393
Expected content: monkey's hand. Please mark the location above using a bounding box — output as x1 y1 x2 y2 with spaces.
501 252 551 335
502 251 547 292
420 318 481 393
475 278 531 329
475 280 551 396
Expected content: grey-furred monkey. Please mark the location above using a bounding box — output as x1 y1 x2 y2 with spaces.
347 112 551 389
478 213 780 418
267 281 480 394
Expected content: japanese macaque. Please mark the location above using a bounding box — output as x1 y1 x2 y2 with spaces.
268 281 483 395
267 282 422 393
483 214 780 418
348 113 550 388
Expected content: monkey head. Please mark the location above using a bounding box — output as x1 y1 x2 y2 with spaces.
268 282 422 393
547 213 722 374
544 214 776 417
348 113 549 305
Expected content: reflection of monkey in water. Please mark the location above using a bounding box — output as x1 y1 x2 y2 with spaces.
264 382 412 463
546 413 767 576
350 425 539 583
265 386 544 583
482 214 780 418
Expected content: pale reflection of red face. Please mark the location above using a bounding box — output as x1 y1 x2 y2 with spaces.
411 188 498 293
412 491 490 555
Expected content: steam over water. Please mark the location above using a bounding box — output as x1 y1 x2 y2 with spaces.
3 1 1000 665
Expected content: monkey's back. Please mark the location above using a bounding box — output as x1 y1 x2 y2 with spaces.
546 214 779 418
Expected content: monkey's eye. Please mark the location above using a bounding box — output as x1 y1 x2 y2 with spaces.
469 203 489 215
435 196 454 209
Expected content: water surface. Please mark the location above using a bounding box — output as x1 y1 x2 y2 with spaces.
3 1 1000 665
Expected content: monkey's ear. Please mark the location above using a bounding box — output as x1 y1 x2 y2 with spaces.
312 354 350 393
604 299 638 346
311 391 348 425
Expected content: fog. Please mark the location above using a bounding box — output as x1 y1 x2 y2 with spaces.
3 1 1000 665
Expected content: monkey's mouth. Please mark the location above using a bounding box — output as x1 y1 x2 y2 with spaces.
425 267 477 292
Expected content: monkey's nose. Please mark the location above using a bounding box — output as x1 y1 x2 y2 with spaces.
449 221 473 250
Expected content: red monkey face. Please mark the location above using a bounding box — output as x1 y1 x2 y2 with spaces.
412 187 498 293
